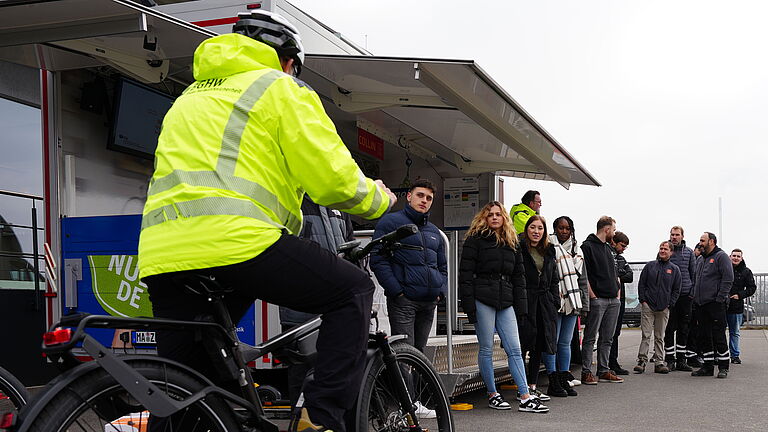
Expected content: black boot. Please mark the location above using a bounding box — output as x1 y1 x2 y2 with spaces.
546 372 568 397
559 372 577 396
691 365 714 376
688 356 703 368
675 360 693 372
666 357 676 371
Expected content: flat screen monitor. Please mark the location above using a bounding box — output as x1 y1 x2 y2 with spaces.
108 77 174 159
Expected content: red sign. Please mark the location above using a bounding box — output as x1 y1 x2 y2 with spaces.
357 128 384 160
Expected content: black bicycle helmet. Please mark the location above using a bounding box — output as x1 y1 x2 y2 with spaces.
233 10 305 76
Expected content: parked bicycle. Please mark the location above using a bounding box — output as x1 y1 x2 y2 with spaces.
12 224 454 432
0 365 29 423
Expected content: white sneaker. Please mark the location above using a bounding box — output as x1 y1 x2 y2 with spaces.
519 397 549 413
414 401 437 419
488 394 512 410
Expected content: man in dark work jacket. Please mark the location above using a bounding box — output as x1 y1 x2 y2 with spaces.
634 241 681 374
691 232 734 378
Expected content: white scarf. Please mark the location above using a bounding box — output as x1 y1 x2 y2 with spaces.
549 234 584 315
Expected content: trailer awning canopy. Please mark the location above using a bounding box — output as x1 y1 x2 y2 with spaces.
0 0 598 188
304 55 599 188
0 0 215 83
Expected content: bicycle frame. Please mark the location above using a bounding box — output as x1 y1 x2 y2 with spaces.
35 313 279 432
19 223 428 431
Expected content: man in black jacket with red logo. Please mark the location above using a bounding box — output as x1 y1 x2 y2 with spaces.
634 241 681 374
691 232 734 378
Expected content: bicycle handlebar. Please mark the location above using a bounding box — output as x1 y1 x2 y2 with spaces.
345 224 419 262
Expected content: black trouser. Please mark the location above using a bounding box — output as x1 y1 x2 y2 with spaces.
145 235 374 432
524 308 547 386
281 324 315 409
687 303 701 360
571 316 581 364
609 299 626 368
664 295 692 363
696 301 730 370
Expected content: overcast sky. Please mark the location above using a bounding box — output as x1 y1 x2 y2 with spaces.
291 0 768 271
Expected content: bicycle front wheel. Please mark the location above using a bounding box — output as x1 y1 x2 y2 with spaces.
357 341 454 432
0 365 30 414
19 359 240 432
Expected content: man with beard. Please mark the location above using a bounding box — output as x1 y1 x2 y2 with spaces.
579 216 624 384
691 232 734 378
663 226 697 371
726 249 756 364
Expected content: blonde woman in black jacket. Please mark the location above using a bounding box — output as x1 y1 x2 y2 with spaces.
460 202 549 413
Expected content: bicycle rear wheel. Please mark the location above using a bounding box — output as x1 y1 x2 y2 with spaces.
19 359 240 432
357 341 454 431
0 365 30 414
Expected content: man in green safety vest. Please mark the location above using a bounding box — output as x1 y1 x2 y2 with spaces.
509 190 542 234
138 10 396 432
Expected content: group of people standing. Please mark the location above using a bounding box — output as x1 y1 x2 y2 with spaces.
634 227 757 379
280 180 757 421
458 190 758 415
459 190 604 414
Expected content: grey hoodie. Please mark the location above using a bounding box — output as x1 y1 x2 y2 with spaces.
693 246 734 306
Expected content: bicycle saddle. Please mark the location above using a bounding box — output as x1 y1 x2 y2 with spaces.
174 273 233 297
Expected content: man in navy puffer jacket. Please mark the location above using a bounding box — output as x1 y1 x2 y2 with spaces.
371 179 447 353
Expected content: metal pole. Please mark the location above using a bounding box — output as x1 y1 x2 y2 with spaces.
718 197 723 244
448 230 460 374
438 229 455 374
32 204 40 311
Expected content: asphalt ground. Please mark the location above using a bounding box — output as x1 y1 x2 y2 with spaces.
449 328 768 431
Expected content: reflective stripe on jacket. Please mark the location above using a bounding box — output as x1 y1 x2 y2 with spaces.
139 34 388 278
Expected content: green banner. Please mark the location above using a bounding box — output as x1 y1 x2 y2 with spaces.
88 255 153 317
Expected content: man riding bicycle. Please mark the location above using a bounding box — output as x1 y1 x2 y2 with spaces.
138 10 396 432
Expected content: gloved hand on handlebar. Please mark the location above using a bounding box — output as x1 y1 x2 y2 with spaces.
374 179 397 210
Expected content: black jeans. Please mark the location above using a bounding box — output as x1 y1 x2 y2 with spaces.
687 303 700 359
524 307 547 386
609 299 626 368
664 295 693 362
696 301 729 370
386 294 437 352
145 235 374 432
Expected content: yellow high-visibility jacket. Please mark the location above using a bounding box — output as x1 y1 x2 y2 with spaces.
138 33 389 279
510 203 536 234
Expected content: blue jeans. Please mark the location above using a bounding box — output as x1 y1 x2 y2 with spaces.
475 301 529 396
543 314 578 373
726 313 743 358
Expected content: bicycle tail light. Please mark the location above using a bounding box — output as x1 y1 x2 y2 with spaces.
43 328 73 346
0 412 15 428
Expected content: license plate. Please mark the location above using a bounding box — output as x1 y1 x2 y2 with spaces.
132 331 156 344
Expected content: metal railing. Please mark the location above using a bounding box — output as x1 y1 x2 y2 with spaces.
0 189 45 309
355 228 458 374
745 273 768 328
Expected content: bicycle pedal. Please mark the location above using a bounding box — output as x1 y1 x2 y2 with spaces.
289 408 334 432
